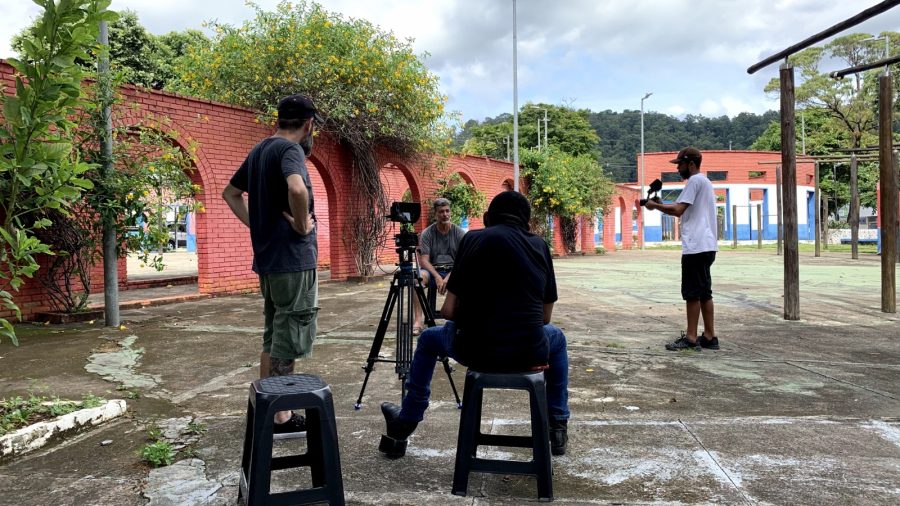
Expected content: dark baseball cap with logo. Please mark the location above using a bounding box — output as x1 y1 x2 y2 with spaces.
669 146 702 164
277 94 324 123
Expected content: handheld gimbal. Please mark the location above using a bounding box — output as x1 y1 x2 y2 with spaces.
640 179 663 207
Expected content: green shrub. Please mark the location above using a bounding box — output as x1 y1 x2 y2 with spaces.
140 441 175 467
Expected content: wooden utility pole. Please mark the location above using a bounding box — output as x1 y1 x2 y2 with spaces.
732 205 738 249
823 184 830 250
850 154 859 260
757 204 763 249
776 165 783 256
781 64 800 320
814 161 821 257
879 73 897 313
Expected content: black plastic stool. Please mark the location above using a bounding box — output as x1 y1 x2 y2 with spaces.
451 369 552 501
239 374 345 506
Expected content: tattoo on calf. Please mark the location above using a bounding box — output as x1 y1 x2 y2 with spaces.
269 357 295 377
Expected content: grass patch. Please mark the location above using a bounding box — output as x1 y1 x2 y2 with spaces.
605 342 625 349
139 421 176 468
0 394 106 436
140 441 175 467
186 419 207 436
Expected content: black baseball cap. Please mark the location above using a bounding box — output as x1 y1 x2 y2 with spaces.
670 146 702 164
277 94 324 123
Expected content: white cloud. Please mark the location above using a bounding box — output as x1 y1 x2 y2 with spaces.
1 0 898 120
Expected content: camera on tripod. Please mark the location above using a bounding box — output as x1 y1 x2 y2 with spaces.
640 179 663 207
388 202 420 251
355 201 461 409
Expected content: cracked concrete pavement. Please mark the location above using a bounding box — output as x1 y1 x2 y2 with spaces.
1 249 898 505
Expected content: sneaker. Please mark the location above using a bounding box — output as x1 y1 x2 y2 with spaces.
273 413 306 440
665 333 701 351
698 334 720 350
379 402 418 459
550 419 568 456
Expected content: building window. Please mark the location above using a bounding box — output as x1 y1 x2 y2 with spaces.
749 171 765 179
661 172 682 182
707 171 728 181
661 189 682 202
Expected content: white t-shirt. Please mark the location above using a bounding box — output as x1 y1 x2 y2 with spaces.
677 173 718 254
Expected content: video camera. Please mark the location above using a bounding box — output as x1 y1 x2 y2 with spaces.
387 202 420 251
639 179 663 207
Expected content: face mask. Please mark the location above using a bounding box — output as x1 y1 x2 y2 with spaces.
299 131 314 157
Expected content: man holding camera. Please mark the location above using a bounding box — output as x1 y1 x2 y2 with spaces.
643 147 719 351
380 191 571 458
221 94 321 435
412 198 466 334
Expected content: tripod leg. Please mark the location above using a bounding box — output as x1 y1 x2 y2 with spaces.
355 280 400 409
414 283 436 327
439 357 463 408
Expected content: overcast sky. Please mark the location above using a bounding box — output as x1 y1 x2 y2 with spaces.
2 1 899 122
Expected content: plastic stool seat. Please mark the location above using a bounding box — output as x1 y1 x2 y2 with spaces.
451 369 553 501
239 373 345 505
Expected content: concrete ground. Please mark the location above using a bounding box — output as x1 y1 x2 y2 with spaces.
1 249 898 505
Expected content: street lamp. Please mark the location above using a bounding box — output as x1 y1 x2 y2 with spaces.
512 0 520 191
527 105 549 151
640 91 653 250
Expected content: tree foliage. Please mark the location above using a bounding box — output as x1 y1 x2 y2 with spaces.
519 147 614 251
0 0 116 344
754 32 900 220
456 109 778 183
458 104 599 160
13 9 209 90
429 173 486 226
172 0 452 276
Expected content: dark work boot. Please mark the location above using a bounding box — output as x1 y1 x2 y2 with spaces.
549 419 568 456
378 402 418 459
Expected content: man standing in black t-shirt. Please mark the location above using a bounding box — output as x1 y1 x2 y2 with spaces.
379 191 571 457
222 94 321 435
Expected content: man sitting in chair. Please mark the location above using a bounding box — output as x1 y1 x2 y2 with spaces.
413 197 466 335
381 191 571 458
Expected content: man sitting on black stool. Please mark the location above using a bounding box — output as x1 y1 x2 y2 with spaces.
380 191 571 457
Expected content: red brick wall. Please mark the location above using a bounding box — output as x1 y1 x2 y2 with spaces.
0 61 519 320
598 185 641 252
640 150 816 184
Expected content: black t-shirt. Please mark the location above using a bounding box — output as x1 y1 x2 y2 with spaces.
229 137 317 273
447 223 558 372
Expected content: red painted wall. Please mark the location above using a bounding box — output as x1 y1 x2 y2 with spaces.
639 150 816 185
0 61 519 320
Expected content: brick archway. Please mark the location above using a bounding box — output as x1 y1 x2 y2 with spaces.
0 61 518 319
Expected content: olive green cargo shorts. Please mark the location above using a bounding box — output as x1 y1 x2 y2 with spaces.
259 270 319 360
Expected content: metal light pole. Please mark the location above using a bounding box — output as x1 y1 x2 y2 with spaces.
512 0 520 191
543 108 548 149
528 105 549 151
640 92 653 250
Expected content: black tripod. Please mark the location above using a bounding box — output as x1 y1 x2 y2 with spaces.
354 235 461 409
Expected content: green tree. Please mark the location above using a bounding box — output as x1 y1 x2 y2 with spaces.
756 32 900 220
520 148 614 252
13 9 209 90
172 1 451 276
459 104 599 160
0 0 116 344
430 173 486 226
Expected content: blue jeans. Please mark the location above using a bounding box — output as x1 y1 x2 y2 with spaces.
399 321 570 423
